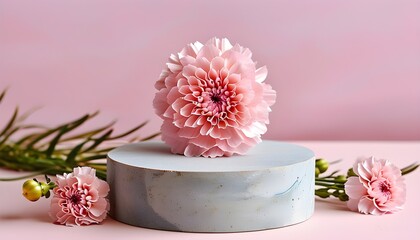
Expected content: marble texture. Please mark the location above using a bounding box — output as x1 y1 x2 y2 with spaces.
107 141 315 232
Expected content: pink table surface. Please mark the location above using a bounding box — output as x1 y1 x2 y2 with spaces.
1 141 419 240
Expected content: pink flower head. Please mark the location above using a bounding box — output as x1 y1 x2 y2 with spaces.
153 37 276 157
50 167 110 226
345 156 406 215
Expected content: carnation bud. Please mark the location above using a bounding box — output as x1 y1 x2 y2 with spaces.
315 167 320 177
338 193 349 201
347 168 357 177
315 159 329 173
22 179 43 202
315 188 330 198
335 175 347 183
22 178 55 201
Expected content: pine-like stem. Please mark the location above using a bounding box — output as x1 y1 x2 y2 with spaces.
0 89 157 181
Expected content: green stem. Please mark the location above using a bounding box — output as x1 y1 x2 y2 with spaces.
315 182 344 190
315 178 344 184
401 163 419 176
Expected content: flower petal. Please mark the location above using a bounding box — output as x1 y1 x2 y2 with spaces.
197 44 220 60
89 198 108 217
184 143 207 157
211 57 225 71
347 198 360 212
358 196 377 215
255 66 268 83
345 177 367 199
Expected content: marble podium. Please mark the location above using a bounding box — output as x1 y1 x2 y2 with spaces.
107 141 315 232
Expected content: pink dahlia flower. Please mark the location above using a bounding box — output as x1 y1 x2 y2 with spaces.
153 37 276 157
50 167 110 226
345 156 406 215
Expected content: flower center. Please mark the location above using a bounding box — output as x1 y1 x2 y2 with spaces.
379 181 391 196
69 194 81 205
211 94 222 103
207 89 228 115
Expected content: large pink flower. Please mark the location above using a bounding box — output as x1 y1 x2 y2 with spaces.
153 37 276 157
345 156 406 215
50 167 110 226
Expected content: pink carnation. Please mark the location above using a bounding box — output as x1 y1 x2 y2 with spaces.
153 37 276 157
50 167 110 226
345 157 406 215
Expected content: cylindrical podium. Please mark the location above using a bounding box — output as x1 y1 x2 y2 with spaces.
107 141 314 232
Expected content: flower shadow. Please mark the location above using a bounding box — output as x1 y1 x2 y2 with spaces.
0 211 51 223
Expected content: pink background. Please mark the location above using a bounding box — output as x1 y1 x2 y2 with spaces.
1 0 419 140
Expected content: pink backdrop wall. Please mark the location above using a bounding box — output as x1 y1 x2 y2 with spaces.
1 0 419 140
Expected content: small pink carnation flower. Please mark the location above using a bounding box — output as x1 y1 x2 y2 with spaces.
345 156 406 215
50 167 110 226
153 37 276 157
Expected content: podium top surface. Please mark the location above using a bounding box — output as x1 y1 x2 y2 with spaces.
107 141 314 172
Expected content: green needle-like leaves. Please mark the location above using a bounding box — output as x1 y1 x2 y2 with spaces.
0 89 158 180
